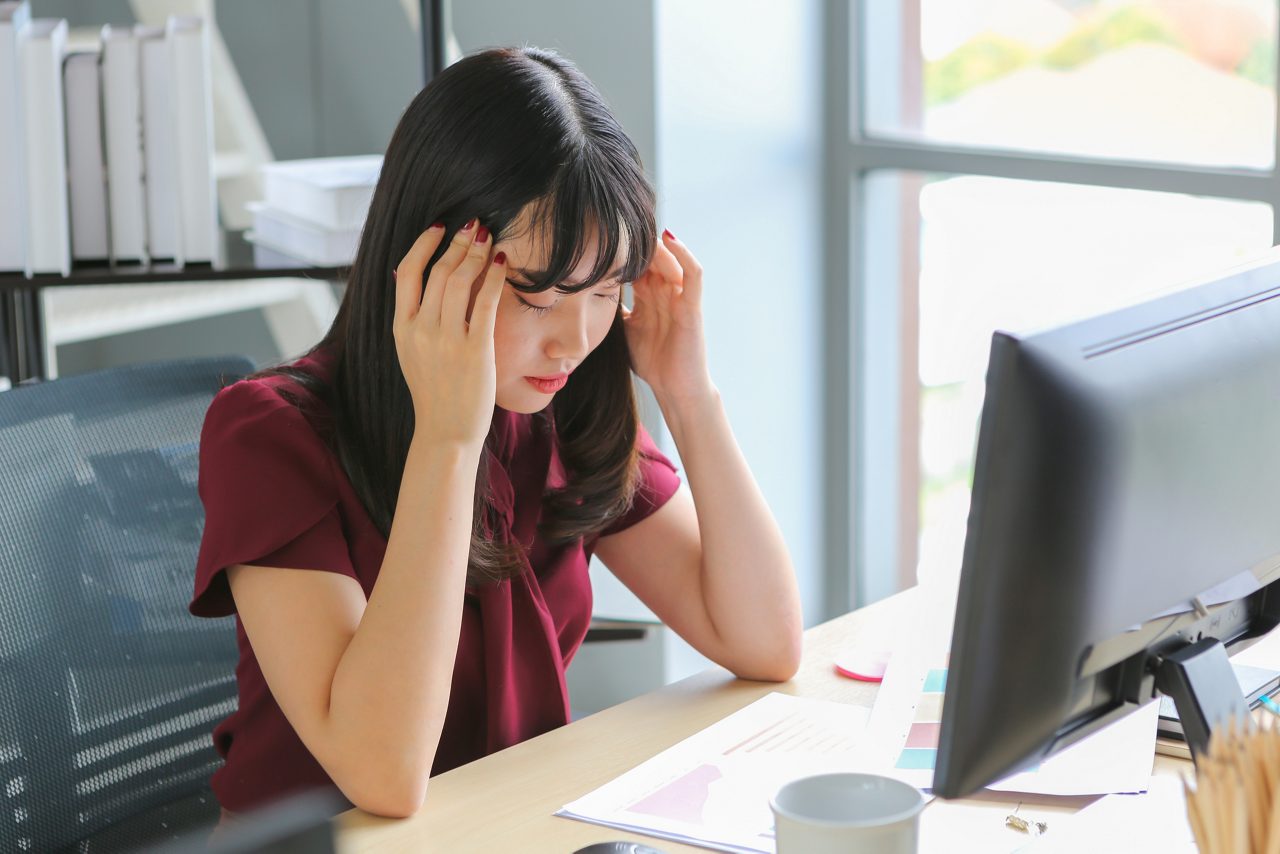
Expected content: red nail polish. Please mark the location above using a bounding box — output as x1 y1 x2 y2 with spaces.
494 251 506 265
662 228 675 241
392 269 398 280
462 218 476 231
429 222 444 230
476 225 490 243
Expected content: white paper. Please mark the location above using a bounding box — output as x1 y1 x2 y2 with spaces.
557 692 871 854
1018 775 1196 853
862 634 1158 796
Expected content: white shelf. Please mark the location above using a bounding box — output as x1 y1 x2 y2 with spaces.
43 278 334 345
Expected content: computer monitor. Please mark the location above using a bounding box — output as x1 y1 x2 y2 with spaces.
932 248 1280 799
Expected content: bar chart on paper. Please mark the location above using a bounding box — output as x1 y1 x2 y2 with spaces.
866 647 1157 796
894 663 950 773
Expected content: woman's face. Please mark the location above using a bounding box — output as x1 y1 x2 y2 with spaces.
468 211 626 414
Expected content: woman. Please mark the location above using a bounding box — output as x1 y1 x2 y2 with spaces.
190 45 802 820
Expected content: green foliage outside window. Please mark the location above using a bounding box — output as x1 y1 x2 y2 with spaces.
924 6 1186 107
1237 37 1277 89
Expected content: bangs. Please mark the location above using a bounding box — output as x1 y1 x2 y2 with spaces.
505 150 656 295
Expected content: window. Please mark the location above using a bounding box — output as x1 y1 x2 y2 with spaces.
835 1 1280 611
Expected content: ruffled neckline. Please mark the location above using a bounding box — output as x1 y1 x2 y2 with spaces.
485 406 568 550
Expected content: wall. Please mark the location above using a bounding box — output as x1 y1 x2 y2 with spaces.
450 1 826 695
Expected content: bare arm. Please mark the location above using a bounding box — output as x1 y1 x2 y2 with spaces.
228 438 478 816
226 221 507 817
595 391 803 682
599 229 802 681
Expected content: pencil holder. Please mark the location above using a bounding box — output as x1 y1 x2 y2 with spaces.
1184 712 1280 854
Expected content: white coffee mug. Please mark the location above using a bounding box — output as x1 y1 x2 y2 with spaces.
770 772 925 854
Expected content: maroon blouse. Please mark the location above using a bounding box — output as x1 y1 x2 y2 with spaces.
189 348 681 813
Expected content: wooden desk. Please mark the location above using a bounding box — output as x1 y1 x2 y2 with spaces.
335 589 1193 853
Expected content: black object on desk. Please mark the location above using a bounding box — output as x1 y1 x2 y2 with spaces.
933 250 1280 797
1157 661 1280 741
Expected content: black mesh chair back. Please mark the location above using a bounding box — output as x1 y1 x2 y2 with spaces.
0 357 255 852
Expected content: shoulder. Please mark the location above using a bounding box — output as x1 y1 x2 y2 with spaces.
199 374 337 501
203 353 334 444
204 347 334 428
203 378 314 453
205 375 295 422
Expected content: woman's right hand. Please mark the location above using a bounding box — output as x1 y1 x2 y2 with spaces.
393 219 507 449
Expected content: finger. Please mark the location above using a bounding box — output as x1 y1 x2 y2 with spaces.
471 249 507 341
660 229 702 306
635 275 671 328
393 223 445 327
651 234 685 283
442 224 493 330
422 218 479 324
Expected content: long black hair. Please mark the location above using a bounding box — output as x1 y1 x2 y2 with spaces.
252 46 658 584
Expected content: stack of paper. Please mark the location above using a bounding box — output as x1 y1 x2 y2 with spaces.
246 155 382 267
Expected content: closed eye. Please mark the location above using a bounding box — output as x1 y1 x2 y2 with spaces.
515 294 554 315
511 281 623 314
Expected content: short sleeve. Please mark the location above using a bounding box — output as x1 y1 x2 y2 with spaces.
190 380 357 618
598 422 682 538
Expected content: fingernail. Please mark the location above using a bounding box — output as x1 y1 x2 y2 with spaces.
429 222 444 230
494 251 506 265
662 228 675 241
392 269 398 280
476 225 490 243
461 218 477 231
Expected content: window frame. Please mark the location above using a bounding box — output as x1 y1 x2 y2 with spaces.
825 0 1280 615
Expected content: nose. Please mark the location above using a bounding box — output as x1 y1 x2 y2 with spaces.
544 298 591 363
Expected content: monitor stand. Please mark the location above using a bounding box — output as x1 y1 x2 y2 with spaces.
1153 637 1250 762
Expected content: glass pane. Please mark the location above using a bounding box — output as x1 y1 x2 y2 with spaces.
868 174 1274 588
862 1 1278 169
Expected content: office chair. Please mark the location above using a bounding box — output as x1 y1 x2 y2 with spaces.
0 357 254 852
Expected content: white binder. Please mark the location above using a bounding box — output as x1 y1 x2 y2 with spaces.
101 24 146 264
64 48 109 262
137 24 179 264
0 1 29 274
20 17 69 277
169 16 218 265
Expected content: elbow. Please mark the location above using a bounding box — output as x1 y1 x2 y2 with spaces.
733 631 803 683
319 720 442 819
753 655 801 683
346 775 429 819
329 746 432 819
770 651 803 682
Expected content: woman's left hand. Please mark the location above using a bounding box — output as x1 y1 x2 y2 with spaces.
621 229 715 407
